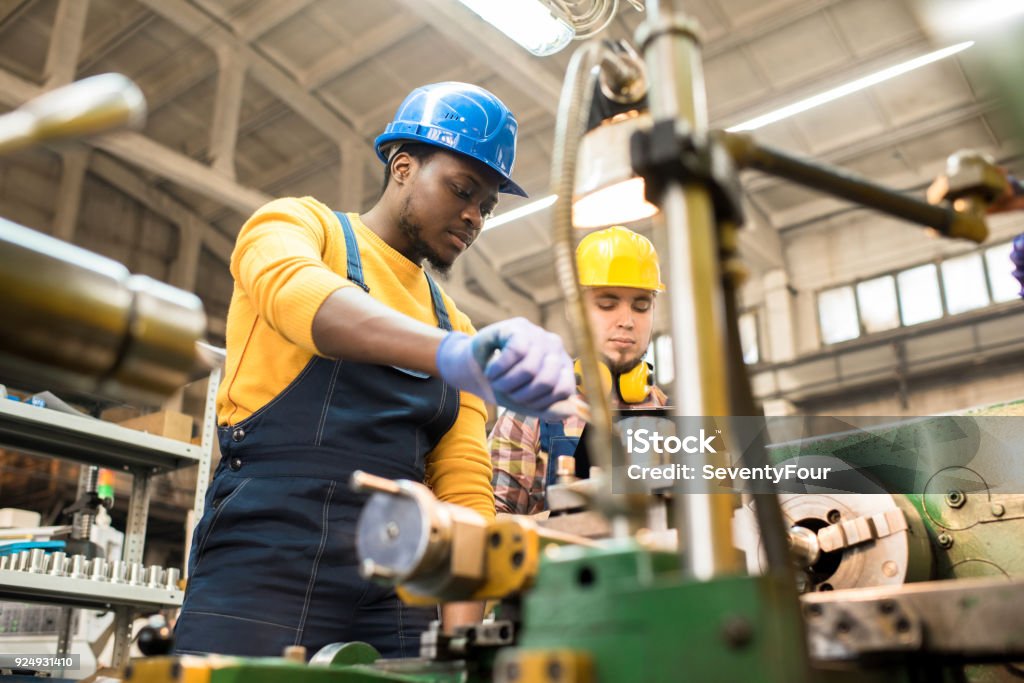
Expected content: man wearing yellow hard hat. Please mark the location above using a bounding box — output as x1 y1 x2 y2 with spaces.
490 226 668 514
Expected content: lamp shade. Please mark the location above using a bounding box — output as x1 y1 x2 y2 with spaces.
572 111 658 229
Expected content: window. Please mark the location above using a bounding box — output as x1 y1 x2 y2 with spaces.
818 286 860 344
941 253 989 314
985 241 1021 303
738 311 759 364
897 264 943 325
653 334 674 385
856 275 900 333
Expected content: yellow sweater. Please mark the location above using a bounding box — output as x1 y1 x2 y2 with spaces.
217 196 494 517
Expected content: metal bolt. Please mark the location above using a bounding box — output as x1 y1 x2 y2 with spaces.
721 616 754 649
385 522 400 540
937 533 954 549
826 509 841 524
991 503 1005 517
945 490 965 509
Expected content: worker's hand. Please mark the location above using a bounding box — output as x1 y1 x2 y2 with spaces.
436 318 575 420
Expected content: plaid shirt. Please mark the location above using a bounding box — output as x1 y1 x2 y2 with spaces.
489 387 668 514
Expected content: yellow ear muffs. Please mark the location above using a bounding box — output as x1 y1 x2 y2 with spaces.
574 359 653 404
617 361 653 404
574 358 613 397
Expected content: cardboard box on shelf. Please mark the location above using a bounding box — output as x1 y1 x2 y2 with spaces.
113 411 194 443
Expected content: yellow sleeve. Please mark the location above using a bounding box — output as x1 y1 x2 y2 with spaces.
231 197 358 354
424 306 494 518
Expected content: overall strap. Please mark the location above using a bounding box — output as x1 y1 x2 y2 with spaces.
333 212 370 292
424 273 453 332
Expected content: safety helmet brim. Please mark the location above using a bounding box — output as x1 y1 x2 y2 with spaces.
375 133 528 197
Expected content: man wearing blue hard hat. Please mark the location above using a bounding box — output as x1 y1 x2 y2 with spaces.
173 83 574 659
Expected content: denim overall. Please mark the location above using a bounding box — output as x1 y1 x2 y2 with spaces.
540 422 586 492
174 213 457 659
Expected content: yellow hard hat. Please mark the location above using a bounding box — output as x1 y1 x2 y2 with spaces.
575 226 665 291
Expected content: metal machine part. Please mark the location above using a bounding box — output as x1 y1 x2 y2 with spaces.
719 132 989 244
802 576 1024 663
0 73 145 155
927 149 1011 220
353 471 595 603
0 217 207 404
735 490 933 592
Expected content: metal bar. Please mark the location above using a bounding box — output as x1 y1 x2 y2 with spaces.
722 133 987 243
111 605 132 670
641 0 742 579
192 365 222 521
124 469 152 565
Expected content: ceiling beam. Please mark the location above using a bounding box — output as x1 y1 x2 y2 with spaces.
43 0 89 86
462 249 539 322
89 154 234 268
234 0 316 40
52 147 89 243
0 0 34 31
208 48 247 178
395 0 562 111
0 67 272 216
77 3 154 73
301 14 422 90
135 0 362 147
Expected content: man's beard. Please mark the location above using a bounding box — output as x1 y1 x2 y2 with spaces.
398 198 452 277
606 355 644 377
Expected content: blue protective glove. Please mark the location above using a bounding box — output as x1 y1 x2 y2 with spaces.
1012 233 1024 299
436 318 576 421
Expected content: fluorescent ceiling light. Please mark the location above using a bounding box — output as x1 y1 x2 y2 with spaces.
726 41 974 132
929 0 1024 35
484 194 559 230
456 0 575 56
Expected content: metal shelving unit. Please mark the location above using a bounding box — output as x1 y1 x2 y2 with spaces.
0 366 221 669
0 570 183 610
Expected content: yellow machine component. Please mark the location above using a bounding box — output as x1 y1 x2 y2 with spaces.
493 648 594 683
474 516 542 598
396 516 542 605
354 472 595 605
124 655 213 683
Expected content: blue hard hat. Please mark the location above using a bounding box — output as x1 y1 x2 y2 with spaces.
375 82 528 197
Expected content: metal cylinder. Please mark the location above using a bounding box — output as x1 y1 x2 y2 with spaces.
108 559 127 584
47 551 68 576
68 554 88 579
788 526 821 568
164 567 181 591
0 218 206 404
640 0 743 579
90 558 109 582
15 550 31 571
128 561 145 586
145 565 164 589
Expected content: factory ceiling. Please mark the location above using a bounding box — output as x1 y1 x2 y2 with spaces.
0 0 1017 335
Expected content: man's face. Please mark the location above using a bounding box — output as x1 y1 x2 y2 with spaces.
584 286 656 375
396 150 501 275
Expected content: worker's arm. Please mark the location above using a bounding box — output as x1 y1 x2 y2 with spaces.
312 286 445 372
489 412 545 515
234 198 575 416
